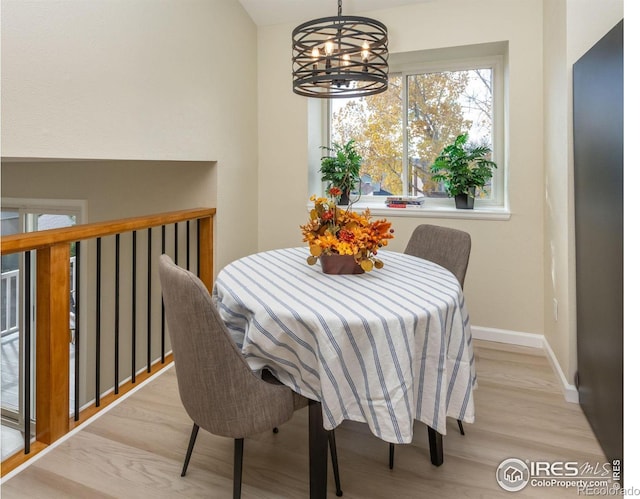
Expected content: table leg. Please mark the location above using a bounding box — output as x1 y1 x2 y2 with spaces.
309 400 328 499
427 426 443 466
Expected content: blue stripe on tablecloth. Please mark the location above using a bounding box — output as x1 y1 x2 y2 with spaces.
445 309 467 406
432 304 451 430
214 295 251 348
414 312 431 419
215 297 249 321
226 323 248 335
457 369 474 421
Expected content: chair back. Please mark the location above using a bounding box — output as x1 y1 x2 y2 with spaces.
404 224 471 288
158 254 293 438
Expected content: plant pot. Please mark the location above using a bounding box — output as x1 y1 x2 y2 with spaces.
320 254 364 275
337 191 350 206
454 192 475 209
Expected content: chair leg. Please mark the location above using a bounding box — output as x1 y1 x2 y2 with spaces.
457 419 465 436
234 438 244 499
388 443 395 470
328 430 343 497
181 424 199 477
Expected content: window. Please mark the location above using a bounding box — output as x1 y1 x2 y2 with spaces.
1 198 85 449
326 46 506 209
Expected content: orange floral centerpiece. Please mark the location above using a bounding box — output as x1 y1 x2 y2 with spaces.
301 194 394 273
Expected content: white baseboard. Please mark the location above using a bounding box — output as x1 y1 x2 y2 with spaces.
541 336 580 404
471 326 579 404
471 325 545 348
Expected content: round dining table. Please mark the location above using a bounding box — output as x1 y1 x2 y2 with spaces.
214 246 476 440
214 246 477 498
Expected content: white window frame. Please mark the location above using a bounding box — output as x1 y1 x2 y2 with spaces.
2 198 87 224
1 198 87 429
315 44 510 219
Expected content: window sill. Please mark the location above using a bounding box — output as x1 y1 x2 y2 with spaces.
307 200 511 221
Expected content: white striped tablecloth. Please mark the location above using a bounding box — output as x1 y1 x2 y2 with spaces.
214 247 477 444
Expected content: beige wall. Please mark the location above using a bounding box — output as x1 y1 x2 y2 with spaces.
257 0 545 335
1 0 259 271
1 160 214 401
543 0 623 381
1 0 259 403
1 160 216 222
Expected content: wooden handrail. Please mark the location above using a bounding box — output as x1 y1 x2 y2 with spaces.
0 207 216 476
0 208 216 254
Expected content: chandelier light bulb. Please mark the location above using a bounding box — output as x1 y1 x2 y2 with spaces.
325 40 335 56
361 41 370 62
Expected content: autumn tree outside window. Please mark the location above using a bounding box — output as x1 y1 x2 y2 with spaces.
327 45 506 209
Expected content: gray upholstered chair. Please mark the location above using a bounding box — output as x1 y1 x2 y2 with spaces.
158 254 342 498
389 224 472 469
404 223 471 288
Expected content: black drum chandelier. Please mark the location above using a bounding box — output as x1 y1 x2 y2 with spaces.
291 0 389 98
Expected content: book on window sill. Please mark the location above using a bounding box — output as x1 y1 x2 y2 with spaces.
385 196 425 206
385 201 425 207
385 202 425 207
385 195 426 202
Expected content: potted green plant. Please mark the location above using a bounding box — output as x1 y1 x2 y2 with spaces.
430 133 498 209
319 139 362 205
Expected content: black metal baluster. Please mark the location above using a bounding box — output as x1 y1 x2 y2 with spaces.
174 222 179 267
186 220 190 271
161 225 166 363
114 234 120 394
147 227 152 373
131 231 136 384
24 251 31 454
96 238 101 407
74 242 81 421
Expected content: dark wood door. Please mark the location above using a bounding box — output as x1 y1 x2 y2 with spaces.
573 19 623 463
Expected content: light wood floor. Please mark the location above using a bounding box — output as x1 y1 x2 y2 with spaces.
0 340 607 498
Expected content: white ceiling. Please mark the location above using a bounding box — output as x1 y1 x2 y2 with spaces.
238 0 434 27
